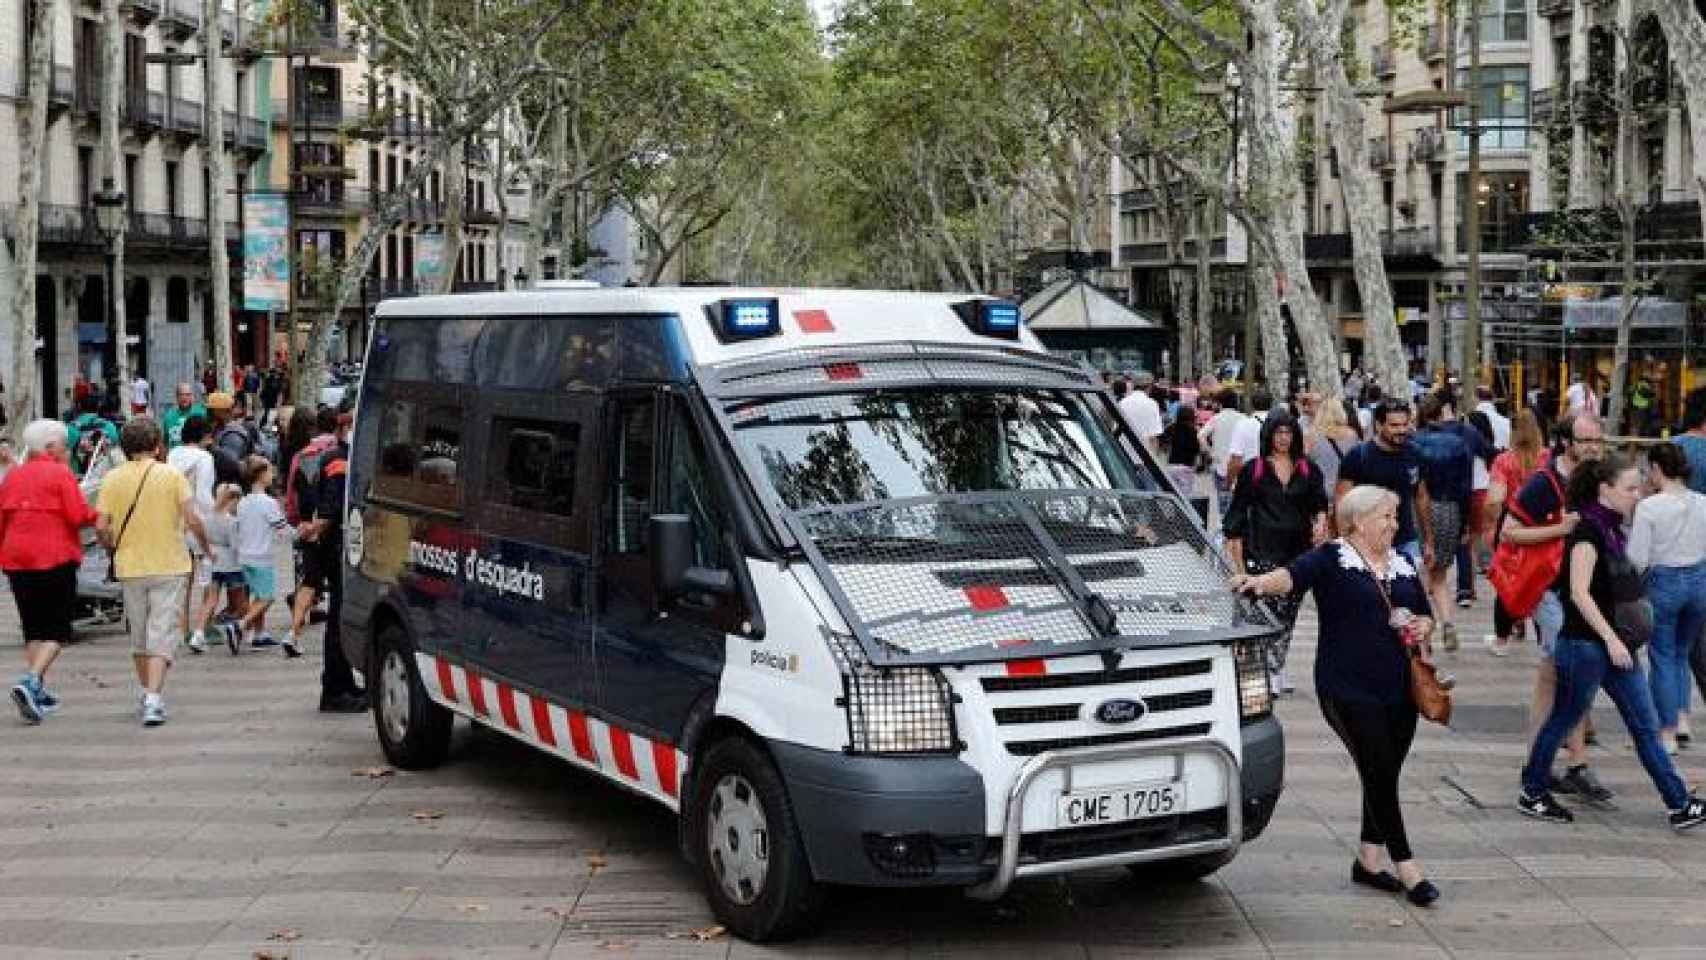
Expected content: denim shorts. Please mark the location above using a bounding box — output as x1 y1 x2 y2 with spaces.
242 564 276 601
1533 590 1565 657
212 570 246 589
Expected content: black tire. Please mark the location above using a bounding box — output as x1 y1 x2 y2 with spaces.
371 624 453 770
1125 849 1235 885
688 737 824 942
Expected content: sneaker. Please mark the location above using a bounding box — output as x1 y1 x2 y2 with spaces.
281 634 304 659
1517 791 1575 823
186 630 205 655
250 632 280 650
1668 796 1706 831
1441 623 1459 652
1560 764 1617 809
223 622 240 656
33 685 59 715
10 681 42 724
1456 591 1474 609
141 698 167 727
1484 633 1512 657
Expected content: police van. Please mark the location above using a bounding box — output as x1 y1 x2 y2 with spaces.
341 287 1285 941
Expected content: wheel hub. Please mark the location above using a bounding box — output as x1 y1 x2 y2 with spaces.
706 773 770 905
380 650 411 744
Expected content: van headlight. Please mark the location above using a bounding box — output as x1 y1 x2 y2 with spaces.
1234 639 1273 723
827 632 959 754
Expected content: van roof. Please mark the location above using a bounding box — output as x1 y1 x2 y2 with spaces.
373 286 1048 366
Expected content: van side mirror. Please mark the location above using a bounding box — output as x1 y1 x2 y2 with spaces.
649 514 734 600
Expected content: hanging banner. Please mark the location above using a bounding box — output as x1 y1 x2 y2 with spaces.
242 195 290 312
415 232 447 292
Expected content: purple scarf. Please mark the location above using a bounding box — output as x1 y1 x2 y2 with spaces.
1578 500 1627 555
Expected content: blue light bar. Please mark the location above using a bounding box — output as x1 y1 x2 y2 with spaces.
711 298 781 341
953 298 1023 339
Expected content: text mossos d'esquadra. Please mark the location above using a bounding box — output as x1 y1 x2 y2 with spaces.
409 540 545 602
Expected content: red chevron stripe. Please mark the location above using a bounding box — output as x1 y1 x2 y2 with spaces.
609 726 638 779
567 710 597 763
496 684 521 731
652 740 679 798
530 696 557 748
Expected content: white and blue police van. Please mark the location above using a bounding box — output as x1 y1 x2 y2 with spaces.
340 287 1285 941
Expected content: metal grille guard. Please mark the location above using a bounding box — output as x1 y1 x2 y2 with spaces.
965 736 1241 901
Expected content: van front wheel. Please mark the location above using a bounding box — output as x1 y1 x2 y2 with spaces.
372 625 453 770
689 738 823 942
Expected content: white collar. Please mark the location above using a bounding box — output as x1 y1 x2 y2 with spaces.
1333 539 1417 581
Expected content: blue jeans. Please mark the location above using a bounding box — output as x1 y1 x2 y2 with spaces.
1534 590 1564 657
1521 633 1689 810
1646 563 1706 728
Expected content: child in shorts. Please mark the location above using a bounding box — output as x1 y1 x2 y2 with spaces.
233 456 299 656
202 483 246 654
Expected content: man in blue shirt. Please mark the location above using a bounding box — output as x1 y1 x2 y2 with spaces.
1676 388 1706 497
1336 399 1433 569
1412 392 1475 650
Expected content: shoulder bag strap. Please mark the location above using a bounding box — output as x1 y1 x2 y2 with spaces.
113 462 156 554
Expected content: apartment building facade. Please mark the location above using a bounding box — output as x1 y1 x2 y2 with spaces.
1 0 262 415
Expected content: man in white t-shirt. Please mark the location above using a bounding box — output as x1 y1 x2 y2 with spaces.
1117 371 1164 454
1224 388 1273 482
131 375 152 417
1566 374 1599 417
1475 385 1510 449
166 415 217 653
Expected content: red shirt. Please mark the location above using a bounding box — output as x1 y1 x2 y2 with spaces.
0 456 98 571
1491 448 1552 506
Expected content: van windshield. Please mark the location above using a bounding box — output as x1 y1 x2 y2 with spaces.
727 389 1151 511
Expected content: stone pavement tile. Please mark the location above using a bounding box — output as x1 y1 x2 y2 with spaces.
1080 917 1263 952
194 937 377 960
569 892 721 938
400 893 590 926
78 894 253 925
1262 944 1449 959
0 895 94 922
553 938 731 960
129 854 304 884
1420 919 1625 956
377 918 565 953
203 914 396 953
285 851 452 879
898 943 1092 959
41 918 229 953
434 852 594 882
1087 947 1267 960
238 890 419 923
1509 854 1688 880
1588 919 1706 952
724 941 901 960
1571 897 1706 925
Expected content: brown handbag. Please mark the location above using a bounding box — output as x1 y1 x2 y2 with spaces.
1350 542 1454 725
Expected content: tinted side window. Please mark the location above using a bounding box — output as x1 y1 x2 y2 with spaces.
374 389 463 511
488 417 580 517
665 405 727 571
608 398 656 555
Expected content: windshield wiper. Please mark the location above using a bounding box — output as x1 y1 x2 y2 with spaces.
1004 438 1100 489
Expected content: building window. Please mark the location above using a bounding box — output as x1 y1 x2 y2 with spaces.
164 160 179 216
1454 65 1528 150
1456 173 1530 253
296 229 346 296
1464 0 1526 44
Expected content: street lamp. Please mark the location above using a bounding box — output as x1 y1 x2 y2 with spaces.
92 177 128 387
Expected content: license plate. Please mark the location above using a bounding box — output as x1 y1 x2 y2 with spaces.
1056 780 1184 827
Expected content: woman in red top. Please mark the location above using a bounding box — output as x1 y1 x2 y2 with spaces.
1485 410 1552 656
0 419 99 723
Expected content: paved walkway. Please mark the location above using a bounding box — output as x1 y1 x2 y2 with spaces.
2 575 1706 958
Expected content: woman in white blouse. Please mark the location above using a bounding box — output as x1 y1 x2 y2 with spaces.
1628 443 1706 753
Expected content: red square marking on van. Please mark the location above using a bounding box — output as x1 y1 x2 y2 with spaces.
1005 659 1047 677
795 309 834 333
824 362 863 381
964 585 1009 611
609 727 639 779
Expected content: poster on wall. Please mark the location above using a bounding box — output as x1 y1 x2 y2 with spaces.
415 232 446 292
242 195 289 312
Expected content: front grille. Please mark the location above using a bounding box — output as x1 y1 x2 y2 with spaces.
980 659 1212 693
1004 721 1212 756
991 689 1212 726
1015 808 1227 863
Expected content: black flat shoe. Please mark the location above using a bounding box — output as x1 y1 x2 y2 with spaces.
1352 861 1404 893
1404 879 1440 906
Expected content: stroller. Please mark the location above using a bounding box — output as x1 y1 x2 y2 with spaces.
73 437 125 629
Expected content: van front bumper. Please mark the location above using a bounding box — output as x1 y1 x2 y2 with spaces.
1239 714 1284 841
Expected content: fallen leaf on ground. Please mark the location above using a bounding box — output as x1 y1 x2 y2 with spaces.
400 885 421 895
253 951 284 960
597 941 632 952
586 853 608 870
267 928 300 942
542 905 573 920
411 809 445 821
352 766 395 779
1388 917 1406 927
458 902 489 914
672 925 726 941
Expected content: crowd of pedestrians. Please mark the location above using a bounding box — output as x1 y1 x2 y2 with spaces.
1108 364 1706 909
1 360 362 726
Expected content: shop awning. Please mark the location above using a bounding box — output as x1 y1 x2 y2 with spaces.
1022 277 1164 332
1562 298 1687 330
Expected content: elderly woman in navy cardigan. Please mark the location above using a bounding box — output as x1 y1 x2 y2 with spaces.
1233 484 1441 906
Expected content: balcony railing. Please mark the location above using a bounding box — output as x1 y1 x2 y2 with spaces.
298 17 345 49
464 205 500 226
1537 0 1571 16
364 277 423 300
240 116 267 151
274 97 345 127
1531 87 1557 125
123 90 165 129
1369 136 1394 169
166 96 202 136
37 204 104 247
126 0 162 24
1371 44 1396 79
1422 25 1444 62
1382 227 1438 258
162 0 200 35
296 184 371 216
47 65 75 108
1514 201 1705 250
74 66 100 114
219 109 238 146
1305 233 1353 259
128 211 209 247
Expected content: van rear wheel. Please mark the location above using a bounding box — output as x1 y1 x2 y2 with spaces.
372 624 453 770
689 737 823 942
